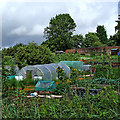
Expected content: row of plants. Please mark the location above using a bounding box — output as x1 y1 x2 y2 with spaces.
56 53 119 67
53 53 93 63
2 80 119 119
2 77 39 97
54 66 119 93
2 53 120 119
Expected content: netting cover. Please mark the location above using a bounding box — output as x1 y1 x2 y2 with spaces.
35 80 56 91
60 61 84 71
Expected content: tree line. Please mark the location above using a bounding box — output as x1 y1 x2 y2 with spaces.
2 13 120 69
42 13 120 52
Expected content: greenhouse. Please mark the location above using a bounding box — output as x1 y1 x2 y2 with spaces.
16 63 70 81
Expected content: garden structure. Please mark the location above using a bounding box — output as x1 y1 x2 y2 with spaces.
60 61 91 71
16 61 91 81
16 63 70 81
35 81 56 92
60 61 84 71
111 48 119 55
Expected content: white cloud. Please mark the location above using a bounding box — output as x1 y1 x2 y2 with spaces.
27 24 45 36
2 1 119 47
10 26 27 35
9 24 45 36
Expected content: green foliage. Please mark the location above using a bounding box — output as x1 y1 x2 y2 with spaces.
71 34 84 48
2 43 25 58
8 78 18 90
2 56 14 65
110 32 120 46
92 41 103 47
22 78 39 86
2 42 54 69
42 13 76 52
14 42 54 68
2 64 10 96
70 67 79 85
2 86 119 119
2 56 17 76
91 78 119 85
108 35 117 46
10 65 16 75
56 66 68 83
2 53 120 119
2 78 9 97
18 80 25 90
54 82 70 95
115 20 120 33
96 25 108 44
84 32 100 47
54 53 90 63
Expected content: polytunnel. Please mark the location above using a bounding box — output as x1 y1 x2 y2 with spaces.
17 63 70 81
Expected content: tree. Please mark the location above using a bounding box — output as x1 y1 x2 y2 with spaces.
96 25 108 45
43 13 76 52
115 19 120 33
14 42 54 68
2 56 14 65
114 20 120 46
71 34 84 48
83 32 101 47
92 41 103 47
108 35 117 46
2 43 25 58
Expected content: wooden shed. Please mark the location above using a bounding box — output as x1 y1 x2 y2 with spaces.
111 48 119 55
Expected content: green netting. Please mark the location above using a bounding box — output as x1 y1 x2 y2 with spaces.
35 80 56 91
60 61 84 71
91 78 119 84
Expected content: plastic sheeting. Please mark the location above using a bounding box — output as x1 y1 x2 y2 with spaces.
17 63 70 81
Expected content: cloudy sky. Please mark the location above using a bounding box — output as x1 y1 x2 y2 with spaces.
0 0 119 48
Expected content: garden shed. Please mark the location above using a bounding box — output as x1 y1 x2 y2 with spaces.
17 63 70 81
111 48 119 55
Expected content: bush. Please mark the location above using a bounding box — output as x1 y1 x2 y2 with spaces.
54 82 70 95
22 78 39 86
14 42 55 68
9 78 18 90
